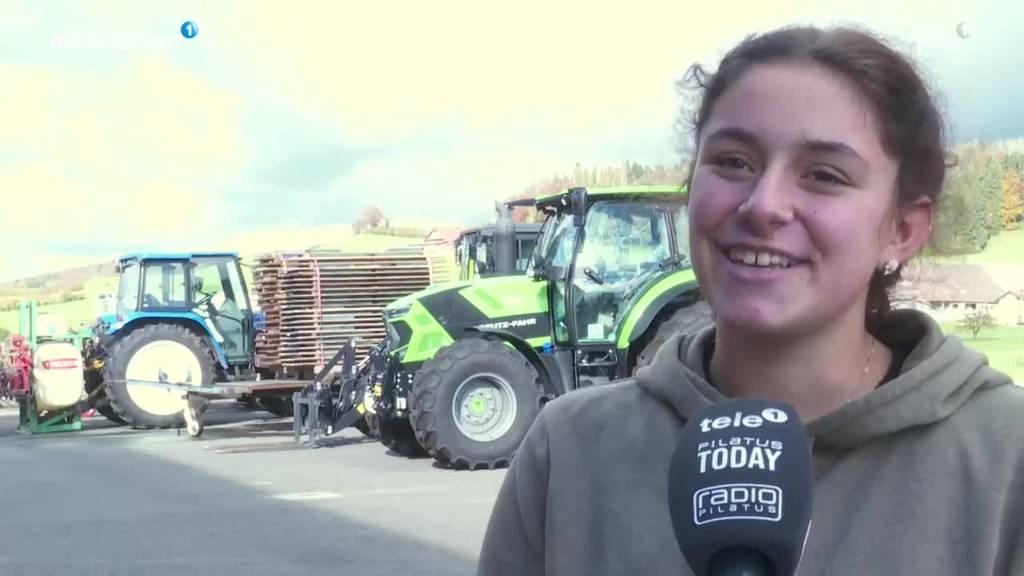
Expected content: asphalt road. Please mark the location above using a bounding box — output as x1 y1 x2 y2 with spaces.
0 402 506 576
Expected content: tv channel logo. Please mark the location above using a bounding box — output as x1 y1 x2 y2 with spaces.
181 21 198 39
693 483 782 525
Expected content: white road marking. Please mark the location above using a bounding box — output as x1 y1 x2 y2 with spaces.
272 491 341 501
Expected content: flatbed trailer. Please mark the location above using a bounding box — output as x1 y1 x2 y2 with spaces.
111 340 367 441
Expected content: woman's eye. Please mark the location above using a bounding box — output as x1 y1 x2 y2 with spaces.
808 168 848 186
714 156 752 171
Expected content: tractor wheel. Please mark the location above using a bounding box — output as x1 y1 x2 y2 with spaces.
635 300 715 370
85 369 126 425
103 324 214 429
410 338 542 470
366 412 425 457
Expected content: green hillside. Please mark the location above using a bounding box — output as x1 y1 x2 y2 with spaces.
936 229 1024 265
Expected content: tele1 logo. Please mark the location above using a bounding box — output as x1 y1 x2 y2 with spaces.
181 21 198 39
698 408 788 433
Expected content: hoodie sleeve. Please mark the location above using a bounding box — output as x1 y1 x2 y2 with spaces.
476 411 551 576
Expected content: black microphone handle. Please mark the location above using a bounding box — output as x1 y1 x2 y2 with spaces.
707 547 775 576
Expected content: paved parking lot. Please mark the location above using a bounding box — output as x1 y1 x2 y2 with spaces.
0 402 506 576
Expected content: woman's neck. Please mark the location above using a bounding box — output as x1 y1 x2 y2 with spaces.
708 310 891 422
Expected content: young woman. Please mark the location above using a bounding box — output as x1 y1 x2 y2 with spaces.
477 26 1024 575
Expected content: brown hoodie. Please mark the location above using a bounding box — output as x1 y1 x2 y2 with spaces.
477 310 1024 575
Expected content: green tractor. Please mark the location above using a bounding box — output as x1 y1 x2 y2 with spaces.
361 186 713 468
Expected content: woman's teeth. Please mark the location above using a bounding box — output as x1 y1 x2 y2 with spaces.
728 249 792 269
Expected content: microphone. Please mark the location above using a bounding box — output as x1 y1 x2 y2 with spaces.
668 398 813 576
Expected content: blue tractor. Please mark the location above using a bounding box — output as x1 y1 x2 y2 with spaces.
85 253 271 428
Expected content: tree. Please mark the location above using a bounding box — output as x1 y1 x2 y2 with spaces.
932 144 1005 253
958 308 996 339
353 205 387 234
1000 170 1024 230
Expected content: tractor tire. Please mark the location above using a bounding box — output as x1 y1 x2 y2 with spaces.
410 338 542 470
366 412 425 457
634 300 715 370
103 324 215 429
85 369 126 425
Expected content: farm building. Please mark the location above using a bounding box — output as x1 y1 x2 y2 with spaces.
898 264 1023 325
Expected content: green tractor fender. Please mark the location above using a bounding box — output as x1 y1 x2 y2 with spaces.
463 326 562 398
616 269 701 350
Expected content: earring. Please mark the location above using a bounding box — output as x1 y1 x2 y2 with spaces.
881 259 899 276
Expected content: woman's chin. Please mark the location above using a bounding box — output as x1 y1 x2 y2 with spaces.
711 304 797 336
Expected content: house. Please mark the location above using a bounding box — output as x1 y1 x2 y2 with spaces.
899 264 1023 325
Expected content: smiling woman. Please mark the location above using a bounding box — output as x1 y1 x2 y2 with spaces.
477 25 1024 576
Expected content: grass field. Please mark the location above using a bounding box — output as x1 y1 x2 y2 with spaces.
941 323 1024 384
935 229 1024 265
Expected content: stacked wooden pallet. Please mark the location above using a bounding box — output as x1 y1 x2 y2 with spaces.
252 246 454 375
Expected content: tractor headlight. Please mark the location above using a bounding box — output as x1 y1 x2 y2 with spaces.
362 387 377 414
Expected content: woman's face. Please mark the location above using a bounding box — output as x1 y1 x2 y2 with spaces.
688 61 902 336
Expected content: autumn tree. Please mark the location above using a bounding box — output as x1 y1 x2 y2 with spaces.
1001 169 1024 230
931 144 1004 253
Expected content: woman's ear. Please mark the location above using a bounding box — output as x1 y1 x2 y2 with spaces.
881 196 933 264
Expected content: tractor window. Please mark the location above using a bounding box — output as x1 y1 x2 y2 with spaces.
191 257 249 357
516 236 537 273
542 214 577 344
190 259 226 307
545 215 577 271
224 261 250 312
116 261 141 316
476 241 490 276
141 261 187 309
572 201 671 343
673 205 691 265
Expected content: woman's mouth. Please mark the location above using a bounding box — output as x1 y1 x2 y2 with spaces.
725 248 796 270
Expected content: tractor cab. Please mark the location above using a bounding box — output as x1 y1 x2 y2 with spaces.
455 224 543 280
112 253 254 367
531 186 690 383
455 199 543 281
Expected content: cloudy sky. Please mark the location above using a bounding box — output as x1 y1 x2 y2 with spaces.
1 0 1021 282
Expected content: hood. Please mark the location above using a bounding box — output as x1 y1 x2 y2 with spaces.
635 309 1013 451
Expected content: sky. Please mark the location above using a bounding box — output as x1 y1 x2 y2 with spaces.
1 0 1021 282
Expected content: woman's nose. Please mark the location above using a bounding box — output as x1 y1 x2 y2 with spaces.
737 167 795 236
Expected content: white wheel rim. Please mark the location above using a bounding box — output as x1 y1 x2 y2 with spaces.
125 340 202 416
452 373 518 443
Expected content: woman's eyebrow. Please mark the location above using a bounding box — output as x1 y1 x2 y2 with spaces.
704 126 759 147
802 139 868 166
704 127 869 167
